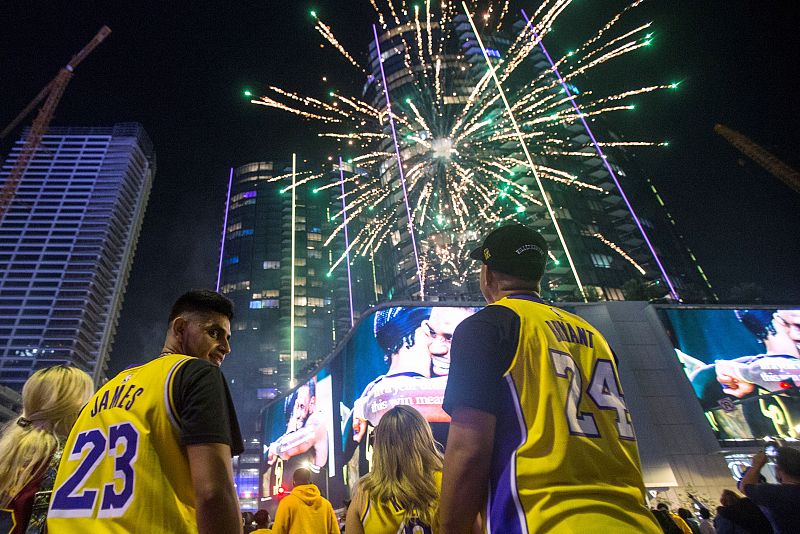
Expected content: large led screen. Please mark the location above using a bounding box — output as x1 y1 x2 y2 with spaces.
261 370 336 500
260 304 479 505
660 308 800 443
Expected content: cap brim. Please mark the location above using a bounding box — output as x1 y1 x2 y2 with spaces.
469 245 484 261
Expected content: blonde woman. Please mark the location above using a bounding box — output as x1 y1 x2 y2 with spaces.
0 365 93 533
346 405 442 534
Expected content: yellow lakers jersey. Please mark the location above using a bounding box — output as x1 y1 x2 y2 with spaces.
48 354 198 533
488 296 660 533
360 471 441 534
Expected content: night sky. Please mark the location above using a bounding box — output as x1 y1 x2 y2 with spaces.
1 1 798 375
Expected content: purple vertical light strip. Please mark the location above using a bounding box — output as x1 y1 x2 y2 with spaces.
216 167 234 292
372 23 423 298
520 9 679 301
338 157 355 327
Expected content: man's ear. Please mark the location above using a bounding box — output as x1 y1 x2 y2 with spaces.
172 316 188 340
483 266 495 286
420 319 432 339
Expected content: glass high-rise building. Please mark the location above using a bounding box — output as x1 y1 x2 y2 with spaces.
217 161 347 509
0 123 155 389
218 161 340 411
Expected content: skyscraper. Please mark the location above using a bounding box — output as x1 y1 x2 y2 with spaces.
0 123 155 389
218 161 340 408
217 160 347 508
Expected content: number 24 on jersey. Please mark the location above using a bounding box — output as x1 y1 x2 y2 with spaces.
550 348 635 440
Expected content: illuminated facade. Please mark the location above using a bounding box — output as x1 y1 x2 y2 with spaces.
0 123 154 388
217 160 342 400
217 161 347 507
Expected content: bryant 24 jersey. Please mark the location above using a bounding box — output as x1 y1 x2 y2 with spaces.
487 297 660 533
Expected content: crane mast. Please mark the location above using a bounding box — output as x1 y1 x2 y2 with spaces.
715 123 800 195
0 26 111 221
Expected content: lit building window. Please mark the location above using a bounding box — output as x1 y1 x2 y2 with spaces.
590 253 613 268
278 351 306 362
221 280 250 293
604 287 625 300
250 299 279 309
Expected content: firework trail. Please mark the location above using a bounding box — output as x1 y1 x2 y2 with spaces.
251 0 674 297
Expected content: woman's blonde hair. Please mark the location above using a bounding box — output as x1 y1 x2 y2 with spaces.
0 365 94 507
356 405 443 525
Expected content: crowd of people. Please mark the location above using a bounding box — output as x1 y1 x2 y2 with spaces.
0 224 798 533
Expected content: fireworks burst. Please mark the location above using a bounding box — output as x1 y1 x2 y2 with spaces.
251 0 674 298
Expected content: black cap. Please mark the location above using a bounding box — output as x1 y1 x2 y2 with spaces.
469 224 548 279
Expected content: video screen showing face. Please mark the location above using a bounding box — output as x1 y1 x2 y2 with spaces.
339 305 478 489
661 308 800 442
261 372 334 498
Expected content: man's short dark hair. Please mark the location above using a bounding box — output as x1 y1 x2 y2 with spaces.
293 467 312 486
169 289 234 323
253 509 270 526
656 503 669 511
374 307 431 357
284 378 316 425
699 507 711 519
735 309 777 341
777 446 800 477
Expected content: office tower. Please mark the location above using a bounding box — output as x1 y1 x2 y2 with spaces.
0 123 155 389
358 14 714 303
216 161 346 498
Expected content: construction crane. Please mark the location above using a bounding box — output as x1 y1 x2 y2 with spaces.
0 26 111 220
715 123 800 195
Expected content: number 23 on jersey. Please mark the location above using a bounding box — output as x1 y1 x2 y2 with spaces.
49 422 140 518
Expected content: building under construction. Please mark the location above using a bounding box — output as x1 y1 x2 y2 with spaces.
0 123 155 389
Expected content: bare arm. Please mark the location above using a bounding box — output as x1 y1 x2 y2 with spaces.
739 450 768 491
440 407 496 534
187 443 242 534
274 413 327 461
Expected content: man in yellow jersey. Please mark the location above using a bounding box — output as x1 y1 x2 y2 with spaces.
48 290 243 534
440 224 660 534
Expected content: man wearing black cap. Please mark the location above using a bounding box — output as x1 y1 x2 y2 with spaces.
439 224 659 534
